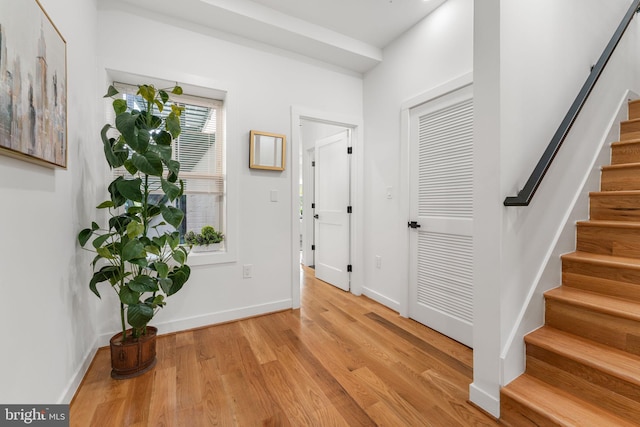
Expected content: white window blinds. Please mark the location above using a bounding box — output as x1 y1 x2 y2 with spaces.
111 82 225 197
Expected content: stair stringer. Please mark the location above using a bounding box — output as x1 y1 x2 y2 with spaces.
499 91 635 388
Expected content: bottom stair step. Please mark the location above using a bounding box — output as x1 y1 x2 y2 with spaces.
500 375 636 426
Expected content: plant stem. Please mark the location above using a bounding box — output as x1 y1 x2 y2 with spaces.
120 302 126 342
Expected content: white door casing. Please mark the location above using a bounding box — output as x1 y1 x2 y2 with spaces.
408 84 474 347
314 130 351 291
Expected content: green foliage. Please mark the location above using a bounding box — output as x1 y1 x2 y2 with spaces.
78 84 191 341
184 225 224 246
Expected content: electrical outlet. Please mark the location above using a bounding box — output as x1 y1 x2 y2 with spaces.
375 256 382 269
243 264 253 279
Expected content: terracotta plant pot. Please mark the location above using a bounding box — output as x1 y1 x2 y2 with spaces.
109 326 158 379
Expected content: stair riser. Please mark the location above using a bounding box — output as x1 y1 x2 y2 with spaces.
611 142 640 164
545 299 640 355
629 101 640 121
576 225 640 258
500 394 563 427
563 272 640 302
526 346 640 419
601 167 640 191
590 194 640 221
621 120 640 141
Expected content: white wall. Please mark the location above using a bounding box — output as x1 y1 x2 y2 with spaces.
95 7 363 341
362 0 473 310
472 0 640 416
0 0 102 403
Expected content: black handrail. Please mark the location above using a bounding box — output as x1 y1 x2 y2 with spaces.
504 0 640 206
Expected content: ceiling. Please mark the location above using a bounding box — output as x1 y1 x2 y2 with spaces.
101 0 448 73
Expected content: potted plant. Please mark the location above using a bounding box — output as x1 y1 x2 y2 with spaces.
78 83 191 379
185 225 224 252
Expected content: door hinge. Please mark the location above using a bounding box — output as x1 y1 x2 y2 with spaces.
347 264 352 272
312 161 316 167
347 206 352 213
312 245 315 251
347 146 353 154
312 203 315 209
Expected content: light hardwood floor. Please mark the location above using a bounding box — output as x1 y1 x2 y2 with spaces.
70 266 498 426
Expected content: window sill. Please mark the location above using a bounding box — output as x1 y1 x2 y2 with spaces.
187 249 236 266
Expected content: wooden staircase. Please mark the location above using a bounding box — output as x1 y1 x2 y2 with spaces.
500 99 640 426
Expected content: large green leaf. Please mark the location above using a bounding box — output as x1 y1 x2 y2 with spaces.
96 200 114 209
91 233 112 249
108 177 127 208
154 130 172 146
167 265 191 296
122 239 145 261
160 205 184 229
128 275 159 293
127 303 154 329
158 277 172 295
100 125 126 168
124 159 138 175
109 214 133 234
154 262 169 278
119 285 141 305
138 85 155 103
104 85 119 98
158 90 169 104
113 99 127 115
166 160 180 183
96 246 114 259
161 178 181 201
166 112 181 137
78 228 93 247
136 128 150 153
115 178 143 202
131 152 163 176
115 112 139 150
89 266 119 298
126 220 144 239
150 144 172 163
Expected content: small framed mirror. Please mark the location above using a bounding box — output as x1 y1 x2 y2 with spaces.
250 130 286 171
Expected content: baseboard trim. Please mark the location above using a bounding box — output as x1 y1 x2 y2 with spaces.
469 382 500 418
362 287 400 312
59 338 99 404
97 299 293 347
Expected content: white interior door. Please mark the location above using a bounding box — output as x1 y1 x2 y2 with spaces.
408 84 474 347
314 130 351 291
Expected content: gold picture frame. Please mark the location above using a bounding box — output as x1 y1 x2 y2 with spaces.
0 0 67 168
249 130 286 171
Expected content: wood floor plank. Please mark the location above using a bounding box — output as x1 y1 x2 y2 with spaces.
70 266 496 426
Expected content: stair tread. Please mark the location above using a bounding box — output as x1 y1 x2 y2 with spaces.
526 326 640 385
602 162 640 170
611 138 640 146
562 250 640 269
576 219 640 229
622 118 640 125
590 189 640 196
502 374 637 426
545 286 640 321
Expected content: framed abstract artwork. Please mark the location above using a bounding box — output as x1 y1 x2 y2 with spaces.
0 0 67 168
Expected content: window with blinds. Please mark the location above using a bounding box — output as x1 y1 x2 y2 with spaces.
111 83 225 243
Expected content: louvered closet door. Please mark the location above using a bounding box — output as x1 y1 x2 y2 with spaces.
408 84 473 347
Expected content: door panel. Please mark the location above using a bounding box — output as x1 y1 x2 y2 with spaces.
315 130 350 291
409 85 474 347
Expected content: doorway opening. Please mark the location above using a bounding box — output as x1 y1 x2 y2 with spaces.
290 108 363 309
